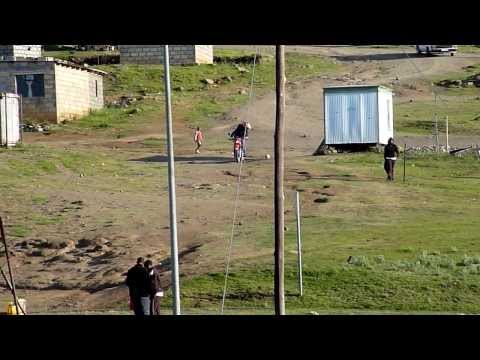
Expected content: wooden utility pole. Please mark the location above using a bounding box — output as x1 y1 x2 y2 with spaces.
274 45 286 315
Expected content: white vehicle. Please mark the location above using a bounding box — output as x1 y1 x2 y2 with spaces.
416 45 457 56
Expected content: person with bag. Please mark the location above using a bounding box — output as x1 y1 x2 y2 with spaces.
384 137 400 181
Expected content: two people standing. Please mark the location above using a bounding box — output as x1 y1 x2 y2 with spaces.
126 257 165 316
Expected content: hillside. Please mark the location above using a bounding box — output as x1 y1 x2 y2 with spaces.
1 46 480 314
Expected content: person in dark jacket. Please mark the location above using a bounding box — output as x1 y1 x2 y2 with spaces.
126 257 151 316
384 138 400 181
230 120 252 156
145 260 166 316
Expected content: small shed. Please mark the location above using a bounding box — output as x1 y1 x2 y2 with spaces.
324 85 394 146
0 58 106 123
0 93 21 147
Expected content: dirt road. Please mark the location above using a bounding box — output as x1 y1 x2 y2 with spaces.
214 45 480 157
1 45 479 313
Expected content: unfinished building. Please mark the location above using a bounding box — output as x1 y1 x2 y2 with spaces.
119 45 213 65
0 58 105 123
0 45 42 59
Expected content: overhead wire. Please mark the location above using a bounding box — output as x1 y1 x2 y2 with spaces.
220 47 260 314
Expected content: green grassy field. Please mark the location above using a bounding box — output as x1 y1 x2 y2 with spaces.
458 45 480 54
394 63 480 135
50 49 343 136
169 152 480 314
43 50 119 60
395 96 480 134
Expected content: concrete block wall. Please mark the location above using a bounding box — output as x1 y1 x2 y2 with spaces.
0 60 104 123
119 45 213 65
54 64 104 121
0 45 42 59
0 61 57 122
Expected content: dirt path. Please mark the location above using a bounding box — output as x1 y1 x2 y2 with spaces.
213 45 480 155
3 46 479 313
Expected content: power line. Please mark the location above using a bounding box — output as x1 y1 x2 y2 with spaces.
220 47 260 314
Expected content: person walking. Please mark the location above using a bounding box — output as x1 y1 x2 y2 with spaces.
145 260 166 315
384 137 400 181
194 127 204 154
126 257 151 316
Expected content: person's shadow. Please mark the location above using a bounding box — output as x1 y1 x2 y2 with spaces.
130 155 233 164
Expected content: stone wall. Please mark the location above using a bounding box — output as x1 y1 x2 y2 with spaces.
0 45 42 59
119 45 213 65
0 61 57 122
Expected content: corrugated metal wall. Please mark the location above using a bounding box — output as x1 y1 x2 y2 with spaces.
0 93 20 147
325 87 379 145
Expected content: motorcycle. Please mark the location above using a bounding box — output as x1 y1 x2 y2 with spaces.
228 133 246 163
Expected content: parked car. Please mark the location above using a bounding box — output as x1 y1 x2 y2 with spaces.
416 45 457 56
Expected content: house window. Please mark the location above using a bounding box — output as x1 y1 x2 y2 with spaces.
95 80 98 98
16 74 45 98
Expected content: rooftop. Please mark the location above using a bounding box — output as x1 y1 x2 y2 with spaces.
323 84 393 92
0 57 108 76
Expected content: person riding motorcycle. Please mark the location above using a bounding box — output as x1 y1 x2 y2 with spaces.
230 121 252 156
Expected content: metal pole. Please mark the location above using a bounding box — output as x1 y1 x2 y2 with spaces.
295 191 303 297
435 114 439 154
274 45 286 315
0 217 21 315
403 143 406 183
4 96 8 148
446 116 449 151
19 95 23 144
163 45 181 315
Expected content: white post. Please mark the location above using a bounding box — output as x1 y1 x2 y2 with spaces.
295 191 303 297
446 116 449 151
163 45 181 315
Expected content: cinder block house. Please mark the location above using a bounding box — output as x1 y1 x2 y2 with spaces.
119 45 213 65
0 45 42 59
0 58 106 123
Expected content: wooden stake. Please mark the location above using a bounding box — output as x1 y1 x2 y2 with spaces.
403 143 406 183
446 116 449 151
0 217 21 315
0 266 26 314
295 191 303 297
274 45 286 315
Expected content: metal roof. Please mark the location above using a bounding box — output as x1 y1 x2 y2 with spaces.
0 57 107 76
323 84 393 92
